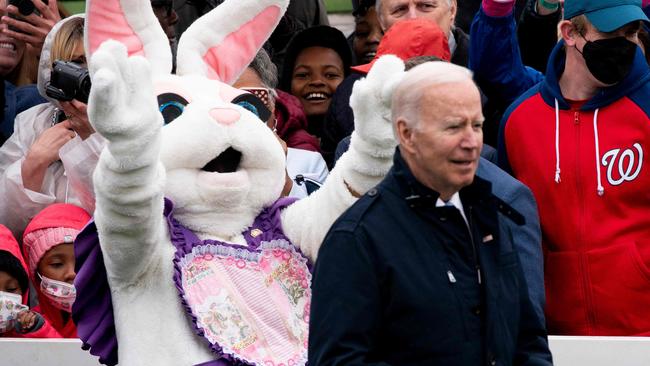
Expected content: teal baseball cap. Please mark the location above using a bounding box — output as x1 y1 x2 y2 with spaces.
563 0 649 32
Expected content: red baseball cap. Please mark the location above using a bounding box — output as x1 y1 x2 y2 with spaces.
351 18 451 74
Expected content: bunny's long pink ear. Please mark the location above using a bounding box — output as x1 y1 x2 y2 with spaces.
85 0 172 74
176 0 289 85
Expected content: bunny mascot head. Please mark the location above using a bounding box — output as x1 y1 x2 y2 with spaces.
73 0 404 365
86 0 288 236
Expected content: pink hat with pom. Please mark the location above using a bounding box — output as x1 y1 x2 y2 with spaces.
22 204 91 278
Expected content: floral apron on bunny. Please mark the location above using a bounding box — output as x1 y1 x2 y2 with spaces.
73 198 311 366
169 197 311 366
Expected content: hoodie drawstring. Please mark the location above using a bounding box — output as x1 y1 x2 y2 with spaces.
64 171 70 203
555 98 605 196
593 109 604 196
554 99 561 183
554 100 603 196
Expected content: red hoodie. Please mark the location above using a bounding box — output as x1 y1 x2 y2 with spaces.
499 42 650 335
0 224 60 338
275 90 320 152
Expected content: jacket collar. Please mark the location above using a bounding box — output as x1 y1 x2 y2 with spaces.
541 40 650 111
385 148 493 208
451 27 469 67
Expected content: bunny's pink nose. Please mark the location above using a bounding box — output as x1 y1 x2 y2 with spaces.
209 108 240 125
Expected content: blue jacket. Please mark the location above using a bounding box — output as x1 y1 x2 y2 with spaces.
469 8 544 110
476 158 545 322
2 81 46 144
309 149 552 366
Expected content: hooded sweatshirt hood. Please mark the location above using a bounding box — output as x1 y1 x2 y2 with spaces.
0 224 29 305
37 15 85 108
537 40 650 194
274 89 320 152
541 39 650 111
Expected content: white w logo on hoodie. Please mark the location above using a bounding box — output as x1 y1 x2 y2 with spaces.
601 143 644 186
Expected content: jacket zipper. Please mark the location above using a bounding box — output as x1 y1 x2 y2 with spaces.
467 206 481 285
574 110 596 332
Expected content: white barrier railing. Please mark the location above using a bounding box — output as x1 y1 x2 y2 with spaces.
548 336 650 366
1 336 650 365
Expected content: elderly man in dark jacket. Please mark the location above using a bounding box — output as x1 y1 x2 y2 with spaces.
308 60 552 366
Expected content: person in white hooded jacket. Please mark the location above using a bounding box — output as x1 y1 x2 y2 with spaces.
0 15 100 237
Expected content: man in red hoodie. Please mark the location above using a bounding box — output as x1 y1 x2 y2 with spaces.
473 0 650 335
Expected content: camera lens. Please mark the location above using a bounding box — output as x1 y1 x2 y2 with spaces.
76 73 91 104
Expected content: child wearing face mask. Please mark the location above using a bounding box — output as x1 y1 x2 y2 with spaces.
22 203 91 338
0 224 60 337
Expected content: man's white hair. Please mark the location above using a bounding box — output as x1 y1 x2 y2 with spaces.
392 61 474 132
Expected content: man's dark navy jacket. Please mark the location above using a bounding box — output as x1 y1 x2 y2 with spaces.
308 150 552 366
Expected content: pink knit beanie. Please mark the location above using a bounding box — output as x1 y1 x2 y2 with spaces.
22 204 91 278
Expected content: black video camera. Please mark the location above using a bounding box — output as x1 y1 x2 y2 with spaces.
8 0 48 16
46 61 91 104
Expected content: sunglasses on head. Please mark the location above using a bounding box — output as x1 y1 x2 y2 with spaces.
240 87 273 111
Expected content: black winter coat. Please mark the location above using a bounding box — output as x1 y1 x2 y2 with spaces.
309 150 553 366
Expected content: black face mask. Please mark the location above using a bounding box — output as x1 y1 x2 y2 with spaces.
576 36 637 85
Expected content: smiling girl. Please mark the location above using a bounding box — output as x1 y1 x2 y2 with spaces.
279 26 352 140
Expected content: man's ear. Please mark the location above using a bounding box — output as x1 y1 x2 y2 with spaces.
396 118 416 154
559 20 578 47
449 0 458 25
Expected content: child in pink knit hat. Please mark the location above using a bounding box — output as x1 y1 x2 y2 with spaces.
22 203 91 338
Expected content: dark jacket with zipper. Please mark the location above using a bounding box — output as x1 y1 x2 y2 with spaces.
309 149 552 366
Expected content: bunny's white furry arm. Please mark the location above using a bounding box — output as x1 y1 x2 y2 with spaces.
282 56 405 261
90 41 167 284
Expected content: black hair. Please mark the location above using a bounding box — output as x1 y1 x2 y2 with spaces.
353 0 376 17
278 25 353 92
0 250 28 294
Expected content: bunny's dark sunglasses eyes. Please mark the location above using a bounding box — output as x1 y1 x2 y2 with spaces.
157 93 189 124
231 93 272 122
157 91 272 125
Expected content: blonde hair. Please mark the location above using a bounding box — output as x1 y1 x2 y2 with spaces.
570 14 588 36
50 17 84 63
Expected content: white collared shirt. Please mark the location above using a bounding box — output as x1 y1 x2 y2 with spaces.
435 192 468 226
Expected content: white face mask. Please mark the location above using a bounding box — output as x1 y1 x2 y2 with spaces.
38 273 76 312
0 291 27 333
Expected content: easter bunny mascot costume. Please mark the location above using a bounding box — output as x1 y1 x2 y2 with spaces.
72 0 406 365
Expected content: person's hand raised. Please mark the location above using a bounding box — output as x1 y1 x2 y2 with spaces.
1 0 61 54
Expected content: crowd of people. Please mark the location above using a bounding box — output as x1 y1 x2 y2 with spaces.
0 0 649 364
